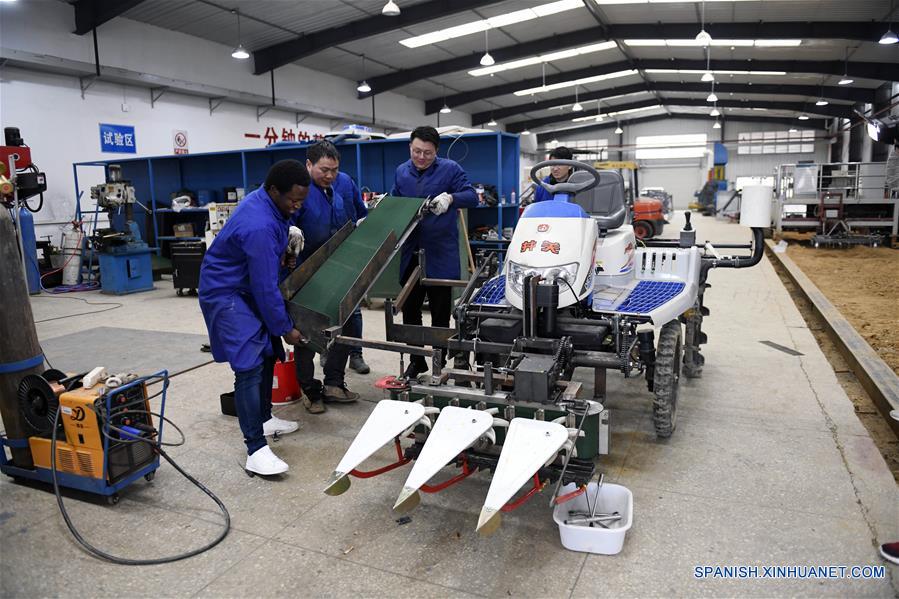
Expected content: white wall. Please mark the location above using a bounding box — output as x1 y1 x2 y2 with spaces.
1 67 337 240
0 0 474 242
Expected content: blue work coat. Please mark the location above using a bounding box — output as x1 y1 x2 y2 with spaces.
199 187 293 372
534 175 575 203
290 182 354 262
390 157 477 280
334 172 368 223
534 175 553 203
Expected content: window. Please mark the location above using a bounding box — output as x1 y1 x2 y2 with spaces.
737 130 815 155
544 139 608 161
635 133 707 160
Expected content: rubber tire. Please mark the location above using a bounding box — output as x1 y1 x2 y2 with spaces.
177 288 184 297
106 493 120 506
652 320 682 438
144 472 156 482
634 220 653 240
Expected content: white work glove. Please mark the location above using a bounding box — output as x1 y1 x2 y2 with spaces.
287 226 304 256
430 192 453 215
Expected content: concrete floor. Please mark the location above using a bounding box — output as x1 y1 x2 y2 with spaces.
3 214 897 597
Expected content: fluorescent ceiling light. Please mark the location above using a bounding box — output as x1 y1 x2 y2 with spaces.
356 80 371 93
400 0 582 48
547 91 650 111
382 1 400 16
571 104 662 122
469 42 616 77
625 39 801 47
231 44 249 59
646 69 787 76
514 69 638 96
798 114 809 120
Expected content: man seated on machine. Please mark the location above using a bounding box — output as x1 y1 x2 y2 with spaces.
390 126 478 379
532 145 575 203
290 141 361 415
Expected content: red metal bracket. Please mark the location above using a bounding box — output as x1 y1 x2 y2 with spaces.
553 484 587 505
420 456 474 493
501 473 546 512
349 438 410 479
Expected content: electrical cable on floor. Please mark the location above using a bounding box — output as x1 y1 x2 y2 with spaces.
33 294 123 324
50 395 230 564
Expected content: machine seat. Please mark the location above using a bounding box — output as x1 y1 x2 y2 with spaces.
569 170 627 230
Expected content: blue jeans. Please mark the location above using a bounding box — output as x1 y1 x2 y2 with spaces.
233 356 274 455
349 307 363 358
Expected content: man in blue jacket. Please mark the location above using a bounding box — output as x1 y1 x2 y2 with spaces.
332 171 370 375
390 126 477 379
533 146 575 203
199 160 307 476
291 141 360 414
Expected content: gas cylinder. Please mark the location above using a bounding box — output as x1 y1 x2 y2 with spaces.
0 206 42 467
17 206 40 294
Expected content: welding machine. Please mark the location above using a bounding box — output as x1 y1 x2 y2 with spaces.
0 369 168 504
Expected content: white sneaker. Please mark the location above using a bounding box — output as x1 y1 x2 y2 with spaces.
263 416 300 437
245 446 289 475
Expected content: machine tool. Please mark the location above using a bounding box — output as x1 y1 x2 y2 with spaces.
89 165 154 294
281 158 768 536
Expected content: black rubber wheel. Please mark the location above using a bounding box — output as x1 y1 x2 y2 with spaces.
144 472 156 482
652 320 682 438
634 220 653 240
106 493 120 506
177 288 184 297
189 288 198 297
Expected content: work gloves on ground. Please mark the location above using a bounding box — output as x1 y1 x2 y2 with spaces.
429 192 453 215
287 226 305 256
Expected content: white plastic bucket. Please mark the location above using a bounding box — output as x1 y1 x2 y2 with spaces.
552 482 633 555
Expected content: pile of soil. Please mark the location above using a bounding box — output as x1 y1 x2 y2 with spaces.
787 245 899 376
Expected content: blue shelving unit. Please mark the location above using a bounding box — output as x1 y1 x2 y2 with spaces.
73 132 520 261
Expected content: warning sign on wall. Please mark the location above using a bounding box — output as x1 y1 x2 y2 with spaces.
173 130 189 155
